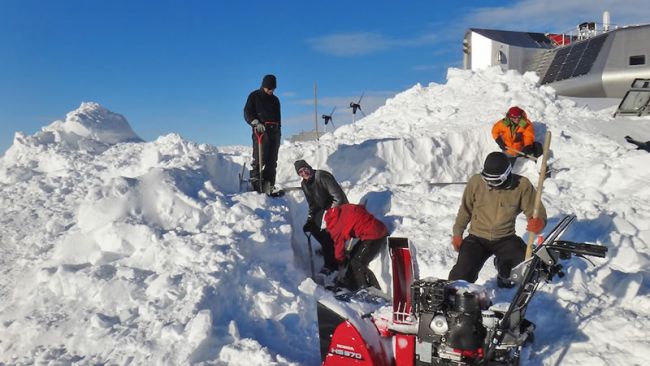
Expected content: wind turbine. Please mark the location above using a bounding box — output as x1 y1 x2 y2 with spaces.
349 92 366 123
322 107 336 130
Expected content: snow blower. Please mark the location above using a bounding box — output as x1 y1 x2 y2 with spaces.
316 215 607 366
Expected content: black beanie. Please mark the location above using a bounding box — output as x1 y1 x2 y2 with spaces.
483 152 511 176
294 159 311 174
262 74 277 89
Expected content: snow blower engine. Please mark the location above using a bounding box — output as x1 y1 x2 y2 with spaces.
411 278 494 364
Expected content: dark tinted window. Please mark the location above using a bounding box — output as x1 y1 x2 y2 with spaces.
630 55 646 66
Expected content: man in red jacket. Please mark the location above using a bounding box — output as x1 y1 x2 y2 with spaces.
324 203 389 291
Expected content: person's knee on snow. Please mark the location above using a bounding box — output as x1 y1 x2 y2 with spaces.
346 238 384 290
448 235 491 283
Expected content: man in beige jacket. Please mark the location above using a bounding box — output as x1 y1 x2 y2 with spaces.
449 152 546 288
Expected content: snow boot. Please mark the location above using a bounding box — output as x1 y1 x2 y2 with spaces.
268 186 285 197
497 275 516 288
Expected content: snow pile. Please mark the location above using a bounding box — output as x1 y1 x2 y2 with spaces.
1 68 649 365
9 101 140 153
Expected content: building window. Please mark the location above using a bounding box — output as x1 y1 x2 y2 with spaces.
629 55 646 66
498 51 507 64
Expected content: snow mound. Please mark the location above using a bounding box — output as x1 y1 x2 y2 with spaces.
3 102 141 159
277 67 619 188
0 107 315 363
50 101 142 144
1 67 649 365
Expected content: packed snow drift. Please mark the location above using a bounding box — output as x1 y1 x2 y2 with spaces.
1 69 649 365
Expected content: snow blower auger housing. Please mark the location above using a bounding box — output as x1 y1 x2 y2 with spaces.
317 216 607 366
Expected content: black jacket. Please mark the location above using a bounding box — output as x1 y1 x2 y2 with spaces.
244 89 281 127
302 170 348 224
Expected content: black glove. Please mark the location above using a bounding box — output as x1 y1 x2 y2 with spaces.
303 220 318 233
495 137 506 150
521 144 535 155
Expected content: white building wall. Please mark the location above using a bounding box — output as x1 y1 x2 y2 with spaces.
471 32 494 70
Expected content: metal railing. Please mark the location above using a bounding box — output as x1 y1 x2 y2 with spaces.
550 22 618 46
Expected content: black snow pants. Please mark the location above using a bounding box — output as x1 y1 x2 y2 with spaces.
448 234 526 283
251 124 281 191
310 209 337 271
343 237 385 291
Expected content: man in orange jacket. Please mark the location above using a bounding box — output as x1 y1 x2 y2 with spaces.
324 203 389 291
492 106 542 161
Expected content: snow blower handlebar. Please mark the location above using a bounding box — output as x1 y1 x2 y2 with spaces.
545 240 608 258
484 215 607 364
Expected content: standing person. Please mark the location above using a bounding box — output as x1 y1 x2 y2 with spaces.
294 159 348 274
244 74 281 194
324 203 389 291
449 152 546 288
492 106 543 163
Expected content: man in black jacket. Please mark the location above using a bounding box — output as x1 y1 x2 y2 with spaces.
244 74 281 194
294 159 348 274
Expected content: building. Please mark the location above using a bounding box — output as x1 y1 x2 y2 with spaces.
463 15 650 100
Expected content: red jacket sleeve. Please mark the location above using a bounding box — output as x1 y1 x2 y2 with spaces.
334 239 347 263
325 207 349 263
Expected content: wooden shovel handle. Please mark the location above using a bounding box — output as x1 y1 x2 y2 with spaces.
525 130 552 259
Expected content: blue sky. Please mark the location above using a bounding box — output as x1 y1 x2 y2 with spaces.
2 0 649 153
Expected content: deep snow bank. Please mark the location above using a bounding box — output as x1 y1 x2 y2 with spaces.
1 68 649 365
0 103 318 364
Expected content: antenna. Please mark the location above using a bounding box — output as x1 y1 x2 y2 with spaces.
314 81 320 141
349 92 366 123
322 107 336 129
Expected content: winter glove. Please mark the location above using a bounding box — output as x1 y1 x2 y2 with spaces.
521 144 535 156
495 137 506 150
526 217 545 234
452 235 463 252
303 220 318 234
251 119 265 133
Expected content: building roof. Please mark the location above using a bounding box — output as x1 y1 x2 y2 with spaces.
470 28 554 48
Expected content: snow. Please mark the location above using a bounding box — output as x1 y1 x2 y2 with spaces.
1 67 649 365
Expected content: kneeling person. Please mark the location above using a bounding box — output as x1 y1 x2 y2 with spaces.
492 106 543 161
324 203 389 291
449 152 546 288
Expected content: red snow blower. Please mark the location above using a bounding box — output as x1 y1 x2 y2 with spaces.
316 215 607 366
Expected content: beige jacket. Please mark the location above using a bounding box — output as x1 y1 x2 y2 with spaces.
452 173 546 241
